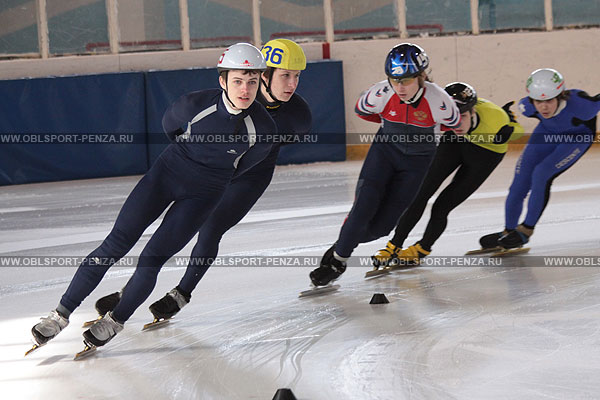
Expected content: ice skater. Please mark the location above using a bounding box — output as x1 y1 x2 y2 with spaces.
28 43 277 354
370 82 523 267
91 39 313 323
479 68 599 252
309 43 460 287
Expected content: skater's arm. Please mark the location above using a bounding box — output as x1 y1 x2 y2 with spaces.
494 101 524 144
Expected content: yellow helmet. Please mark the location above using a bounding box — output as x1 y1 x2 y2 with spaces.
261 39 306 71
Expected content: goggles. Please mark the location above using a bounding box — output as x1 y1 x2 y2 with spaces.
389 76 417 86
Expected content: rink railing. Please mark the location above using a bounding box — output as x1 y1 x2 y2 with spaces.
0 0 564 60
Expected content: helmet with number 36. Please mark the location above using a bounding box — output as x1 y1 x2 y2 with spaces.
261 39 307 71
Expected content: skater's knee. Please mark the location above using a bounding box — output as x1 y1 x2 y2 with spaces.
367 222 395 240
430 202 453 219
103 227 140 255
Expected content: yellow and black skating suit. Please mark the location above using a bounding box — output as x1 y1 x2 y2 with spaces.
389 98 524 252
465 98 524 153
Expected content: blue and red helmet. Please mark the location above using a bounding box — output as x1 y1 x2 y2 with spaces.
384 43 429 79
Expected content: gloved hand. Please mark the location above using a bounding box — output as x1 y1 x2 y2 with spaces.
501 101 517 123
493 124 515 144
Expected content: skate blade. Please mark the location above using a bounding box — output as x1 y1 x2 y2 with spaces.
388 260 419 271
365 260 418 278
142 318 171 331
82 316 103 328
299 284 340 298
489 247 530 257
74 343 97 361
365 267 391 278
25 343 43 356
465 247 501 255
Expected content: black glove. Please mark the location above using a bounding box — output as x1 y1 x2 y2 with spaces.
501 101 517 123
576 91 600 102
493 125 515 144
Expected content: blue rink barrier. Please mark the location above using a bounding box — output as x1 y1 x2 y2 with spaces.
0 73 147 185
0 61 345 186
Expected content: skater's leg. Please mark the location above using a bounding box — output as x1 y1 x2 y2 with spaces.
523 142 591 228
59 158 174 314
504 143 554 230
390 139 461 248
334 144 395 257
178 160 275 294
112 194 225 323
420 145 504 250
364 153 434 242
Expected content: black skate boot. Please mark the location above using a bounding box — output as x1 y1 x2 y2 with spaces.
479 231 506 249
81 290 122 328
310 248 347 287
498 225 532 249
95 291 121 316
320 244 335 267
149 286 191 320
82 311 124 347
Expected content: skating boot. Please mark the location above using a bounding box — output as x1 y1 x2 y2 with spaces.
395 243 430 266
82 311 124 347
465 231 506 255
498 225 532 249
83 291 122 327
480 231 505 249
310 249 347 287
371 241 401 268
149 287 191 321
27 310 69 355
95 291 121 315
320 244 335 267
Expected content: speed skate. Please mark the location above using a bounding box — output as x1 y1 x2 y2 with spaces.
299 284 340 298
465 247 529 257
365 261 418 278
142 318 171 331
465 247 502 255
489 247 531 257
74 342 97 360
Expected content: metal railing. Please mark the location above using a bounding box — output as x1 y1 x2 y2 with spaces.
0 0 592 59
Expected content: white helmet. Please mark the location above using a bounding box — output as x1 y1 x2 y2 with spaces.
526 68 565 100
217 43 267 71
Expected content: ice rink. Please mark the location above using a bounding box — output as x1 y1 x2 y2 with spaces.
1 148 599 400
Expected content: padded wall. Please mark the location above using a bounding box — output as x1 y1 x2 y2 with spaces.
0 73 147 185
0 61 345 186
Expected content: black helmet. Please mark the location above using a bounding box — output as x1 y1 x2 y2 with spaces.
444 82 477 113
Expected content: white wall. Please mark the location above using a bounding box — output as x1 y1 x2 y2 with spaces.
2 28 599 136
330 28 600 136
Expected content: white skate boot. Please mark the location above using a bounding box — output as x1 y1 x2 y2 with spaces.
26 310 69 355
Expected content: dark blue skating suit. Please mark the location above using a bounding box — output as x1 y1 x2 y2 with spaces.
334 80 460 258
60 89 277 322
505 90 599 229
176 91 312 294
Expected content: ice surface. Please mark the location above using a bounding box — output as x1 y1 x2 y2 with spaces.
1 150 599 399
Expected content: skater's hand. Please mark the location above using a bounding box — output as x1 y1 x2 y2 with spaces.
493 125 515 144
501 101 517 123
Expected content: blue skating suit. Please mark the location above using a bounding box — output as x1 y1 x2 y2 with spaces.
60 89 276 323
176 91 312 294
505 90 599 229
